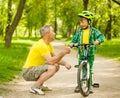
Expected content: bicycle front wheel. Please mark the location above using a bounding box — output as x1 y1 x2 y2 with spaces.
77 62 90 97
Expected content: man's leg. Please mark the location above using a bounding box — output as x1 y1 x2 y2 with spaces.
36 64 59 86
31 64 59 95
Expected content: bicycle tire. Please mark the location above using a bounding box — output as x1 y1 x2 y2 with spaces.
77 62 91 97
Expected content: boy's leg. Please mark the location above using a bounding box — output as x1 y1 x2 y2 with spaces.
89 56 94 93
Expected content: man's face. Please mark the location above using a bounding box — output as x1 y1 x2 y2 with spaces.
79 17 89 29
48 27 56 41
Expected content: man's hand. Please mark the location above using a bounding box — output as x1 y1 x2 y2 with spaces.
63 46 71 54
65 63 71 70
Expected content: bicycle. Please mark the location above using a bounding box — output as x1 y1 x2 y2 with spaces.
72 43 99 97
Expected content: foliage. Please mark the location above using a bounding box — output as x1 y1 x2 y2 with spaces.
0 0 120 40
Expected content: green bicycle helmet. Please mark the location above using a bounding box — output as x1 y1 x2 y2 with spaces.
78 11 94 20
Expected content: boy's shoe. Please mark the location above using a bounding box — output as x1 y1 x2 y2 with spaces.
30 87 45 95
40 84 52 91
74 85 80 93
89 86 93 94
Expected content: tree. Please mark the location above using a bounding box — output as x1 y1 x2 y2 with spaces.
54 0 57 34
5 0 26 47
105 0 112 40
59 0 81 38
2 0 119 41
83 0 89 10
0 0 7 37
112 0 120 5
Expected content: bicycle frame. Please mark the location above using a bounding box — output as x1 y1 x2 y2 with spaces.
72 43 93 97
80 45 90 80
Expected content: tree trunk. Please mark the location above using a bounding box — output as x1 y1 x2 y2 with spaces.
28 27 32 37
83 0 89 10
54 0 57 34
4 0 12 47
5 0 26 47
113 15 117 37
105 15 112 40
105 0 112 40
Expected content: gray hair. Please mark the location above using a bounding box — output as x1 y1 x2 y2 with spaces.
40 25 52 37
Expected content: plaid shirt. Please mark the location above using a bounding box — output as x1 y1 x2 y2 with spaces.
71 26 104 57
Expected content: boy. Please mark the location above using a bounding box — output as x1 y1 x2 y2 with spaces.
70 11 104 93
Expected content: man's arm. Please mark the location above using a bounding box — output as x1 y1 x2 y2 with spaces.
58 60 71 70
43 46 71 65
50 52 71 70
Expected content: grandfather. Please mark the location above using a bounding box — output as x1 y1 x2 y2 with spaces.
22 25 71 95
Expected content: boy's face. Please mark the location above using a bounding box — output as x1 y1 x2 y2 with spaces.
79 17 89 29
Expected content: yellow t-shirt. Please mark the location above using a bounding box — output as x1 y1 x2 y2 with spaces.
82 28 90 44
23 39 54 68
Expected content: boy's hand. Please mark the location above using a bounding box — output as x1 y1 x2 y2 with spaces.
94 40 100 46
69 43 74 48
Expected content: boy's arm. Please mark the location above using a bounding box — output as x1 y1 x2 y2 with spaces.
70 30 80 48
97 33 105 44
71 31 80 43
94 29 105 44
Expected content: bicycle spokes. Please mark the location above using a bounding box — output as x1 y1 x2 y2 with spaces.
77 63 91 97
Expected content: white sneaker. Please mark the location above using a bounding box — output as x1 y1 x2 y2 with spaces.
40 84 52 91
30 87 45 95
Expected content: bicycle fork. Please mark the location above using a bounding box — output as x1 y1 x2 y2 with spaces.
81 60 90 80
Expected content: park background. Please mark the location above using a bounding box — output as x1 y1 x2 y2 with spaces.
0 0 120 84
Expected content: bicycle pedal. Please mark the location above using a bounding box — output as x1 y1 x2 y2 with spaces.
74 65 79 68
92 83 99 88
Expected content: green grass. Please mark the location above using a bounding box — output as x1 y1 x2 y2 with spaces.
0 38 36 84
96 39 120 61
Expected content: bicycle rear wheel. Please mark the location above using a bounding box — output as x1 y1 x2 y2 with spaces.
77 62 90 97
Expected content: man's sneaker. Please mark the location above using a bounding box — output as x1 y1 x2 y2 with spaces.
30 87 45 95
74 85 80 93
40 84 52 91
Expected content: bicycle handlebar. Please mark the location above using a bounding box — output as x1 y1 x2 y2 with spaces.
72 43 94 48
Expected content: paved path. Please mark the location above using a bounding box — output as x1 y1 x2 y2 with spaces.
0 40 120 98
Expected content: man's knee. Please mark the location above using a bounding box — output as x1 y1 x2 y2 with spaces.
55 64 60 72
48 65 59 74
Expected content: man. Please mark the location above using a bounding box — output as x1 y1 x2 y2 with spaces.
70 11 104 93
22 25 71 95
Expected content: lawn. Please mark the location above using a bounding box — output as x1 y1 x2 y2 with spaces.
0 38 36 84
96 39 120 61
